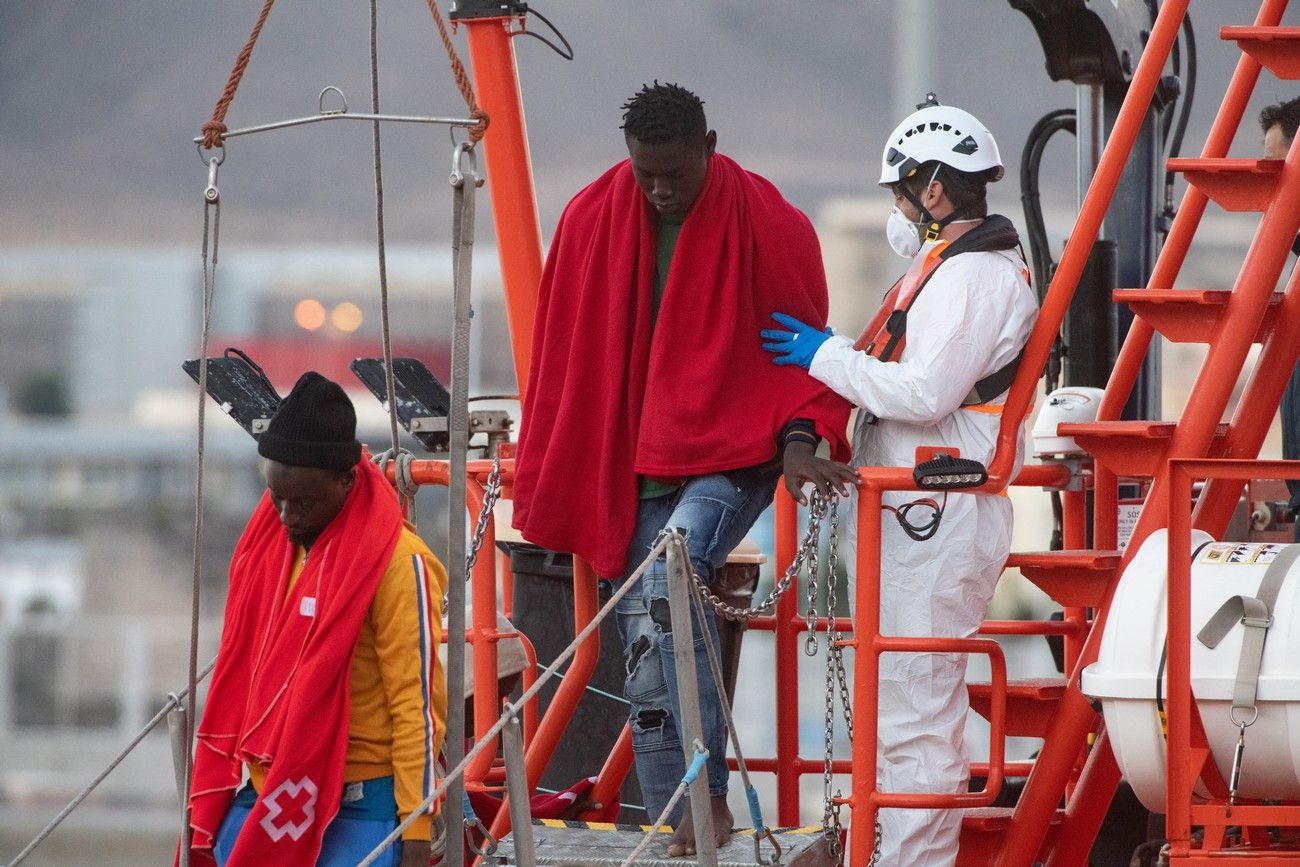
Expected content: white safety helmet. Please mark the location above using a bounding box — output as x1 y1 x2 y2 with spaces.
878 103 1004 187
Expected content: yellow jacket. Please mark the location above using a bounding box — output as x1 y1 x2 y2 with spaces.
250 524 448 840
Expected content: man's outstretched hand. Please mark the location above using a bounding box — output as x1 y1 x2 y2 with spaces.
782 440 859 505
760 312 832 369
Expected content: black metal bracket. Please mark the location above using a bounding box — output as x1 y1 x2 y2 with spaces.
1007 0 1154 84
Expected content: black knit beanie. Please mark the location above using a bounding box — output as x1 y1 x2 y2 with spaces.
257 371 362 471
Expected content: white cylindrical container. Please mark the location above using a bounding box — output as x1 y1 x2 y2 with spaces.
1081 529 1300 812
1031 386 1105 457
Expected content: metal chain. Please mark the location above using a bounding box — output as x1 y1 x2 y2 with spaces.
821 497 843 861
690 491 835 621
803 505 823 656
826 506 854 736
463 456 502 576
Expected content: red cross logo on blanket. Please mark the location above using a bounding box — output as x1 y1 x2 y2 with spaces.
260 776 318 842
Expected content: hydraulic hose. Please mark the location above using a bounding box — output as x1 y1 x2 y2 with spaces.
1020 108 1077 301
1020 108 1077 552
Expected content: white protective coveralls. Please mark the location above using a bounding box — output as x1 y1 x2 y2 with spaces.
808 237 1036 866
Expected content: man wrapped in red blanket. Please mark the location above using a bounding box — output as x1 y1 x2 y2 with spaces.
181 372 447 867
513 82 853 856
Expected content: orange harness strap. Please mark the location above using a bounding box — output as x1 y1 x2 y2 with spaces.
855 243 950 359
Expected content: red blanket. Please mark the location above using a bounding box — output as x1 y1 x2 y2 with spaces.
513 153 850 576
182 459 402 866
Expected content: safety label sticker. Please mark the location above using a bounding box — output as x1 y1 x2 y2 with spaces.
1200 543 1285 565
1117 502 1142 551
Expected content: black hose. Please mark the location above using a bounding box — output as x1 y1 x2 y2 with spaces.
518 5 574 60
1020 109 1076 302
1163 11 1197 226
1020 109 1077 553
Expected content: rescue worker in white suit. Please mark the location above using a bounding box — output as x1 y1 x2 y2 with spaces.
761 100 1037 865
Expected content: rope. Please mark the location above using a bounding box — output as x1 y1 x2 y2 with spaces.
200 0 277 150
372 449 420 517
423 0 489 142
688 570 781 866
368 0 403 471
356 533 674 866
619 744 710 867
5 658 217 867
354 492 843 865
179 159 222 866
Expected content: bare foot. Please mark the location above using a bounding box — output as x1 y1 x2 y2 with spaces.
666 794 733 857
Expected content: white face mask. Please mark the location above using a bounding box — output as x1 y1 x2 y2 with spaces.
885 206 924 259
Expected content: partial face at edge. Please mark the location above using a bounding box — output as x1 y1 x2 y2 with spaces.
1264 123 1293 161
263 460 354 549
626 131 717 218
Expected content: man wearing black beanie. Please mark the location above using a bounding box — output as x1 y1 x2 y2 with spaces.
185 371 446 867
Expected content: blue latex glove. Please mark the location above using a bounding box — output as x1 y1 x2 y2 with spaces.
760 312 832 369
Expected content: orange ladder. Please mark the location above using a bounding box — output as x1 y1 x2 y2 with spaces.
843 0 1300 863
987 1 1300 863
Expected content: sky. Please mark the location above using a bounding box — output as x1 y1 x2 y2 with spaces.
1 1 1297 251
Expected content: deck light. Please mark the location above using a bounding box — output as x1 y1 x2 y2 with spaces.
912 454 989 490
182 348 281 439
350 357 451 452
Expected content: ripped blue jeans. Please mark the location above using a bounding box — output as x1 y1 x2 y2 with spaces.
613 472 777 824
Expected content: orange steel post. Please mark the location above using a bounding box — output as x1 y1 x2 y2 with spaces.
516 632 539 742
847 467 1010 865
774 487 803 826
467 481 503 783
1192 191 1300 533
848 477 884 864
400 460 516 789
499 549 514 619
486 555 601 844
1165 460 1300 860
1167 463 1195 857
459 14 543 395
585 725 634 823
1093 466 1119 551
1045 732 1122 866
996 3 1192 861
1061 487 1088 670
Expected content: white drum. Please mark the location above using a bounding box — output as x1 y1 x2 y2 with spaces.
1081 529 1300 812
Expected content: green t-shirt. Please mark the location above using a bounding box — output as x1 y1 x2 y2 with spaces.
639 211 686 500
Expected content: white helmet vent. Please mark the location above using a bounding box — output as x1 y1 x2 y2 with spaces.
878 104 1003 186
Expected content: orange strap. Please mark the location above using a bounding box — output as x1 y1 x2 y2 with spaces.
855 242 950 360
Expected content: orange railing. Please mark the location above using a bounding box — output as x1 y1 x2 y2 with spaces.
990 2 1197 860
1165 459 1300 859
390 455 1080 855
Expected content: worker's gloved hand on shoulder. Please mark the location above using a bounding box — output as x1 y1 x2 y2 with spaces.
760 312 832 369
